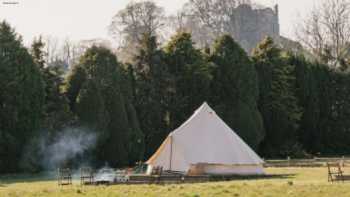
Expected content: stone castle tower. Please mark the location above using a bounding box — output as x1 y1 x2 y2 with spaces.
233 4 280 53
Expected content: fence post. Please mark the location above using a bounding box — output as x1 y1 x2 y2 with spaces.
262 158 265 167
287 156 290 167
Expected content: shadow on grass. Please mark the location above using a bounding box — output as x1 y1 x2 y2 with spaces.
0 173 296 186
0 173 57 185
258 173 296 180
209 173 296 182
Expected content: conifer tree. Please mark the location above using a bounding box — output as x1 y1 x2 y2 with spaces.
253 37 303 157
132 33 169 158
66 46 144 167
164 32 212 129
31 37 73 131
210 35 264 150
0 21 45 172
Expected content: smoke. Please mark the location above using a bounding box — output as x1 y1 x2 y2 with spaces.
41 127 97 170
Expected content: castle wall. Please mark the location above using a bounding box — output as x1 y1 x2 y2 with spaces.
234 4 280 53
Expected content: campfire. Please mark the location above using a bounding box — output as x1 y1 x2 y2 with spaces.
93 167 117 185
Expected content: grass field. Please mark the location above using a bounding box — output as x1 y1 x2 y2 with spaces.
0 167 349 197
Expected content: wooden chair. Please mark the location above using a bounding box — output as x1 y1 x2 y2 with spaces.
80 167 94 185
151 166 163 184
58 168 72 186
327 162 344 182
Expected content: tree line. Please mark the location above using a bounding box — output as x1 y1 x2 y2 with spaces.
2 1 350 173
1 20 350 173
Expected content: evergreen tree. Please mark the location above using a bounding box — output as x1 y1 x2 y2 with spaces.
31 36 46 69
20 36 74 172
31 37 73 131
66 46 144 167
253 37 303 157
323 71 350 154
66 65 87 111
210 35 264 150
164 32 212 129
291 56 323 153
0 21 45 172
132 33 169 158
294 56 350 155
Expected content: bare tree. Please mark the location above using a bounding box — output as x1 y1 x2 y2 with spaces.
109 1 165 62
61 38 96 67
62 38 73 66
38 36 88 71
188 0 241 33
171 0 252 48
297 0 350 70
44 36 59 64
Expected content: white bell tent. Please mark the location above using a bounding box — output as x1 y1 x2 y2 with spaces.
146 102 265 175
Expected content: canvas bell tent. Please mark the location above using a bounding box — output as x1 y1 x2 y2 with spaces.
146 102 265 175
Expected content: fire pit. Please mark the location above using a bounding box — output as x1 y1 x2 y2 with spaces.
94 167 116 185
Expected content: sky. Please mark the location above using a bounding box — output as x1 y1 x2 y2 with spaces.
0 0 318 45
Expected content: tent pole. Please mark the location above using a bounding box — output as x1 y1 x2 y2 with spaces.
169 135 173 171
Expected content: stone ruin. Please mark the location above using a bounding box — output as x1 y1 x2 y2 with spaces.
233 4 280 53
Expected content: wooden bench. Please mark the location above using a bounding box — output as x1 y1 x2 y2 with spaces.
58 168 72 186
80 167 94 185
327 162 350 182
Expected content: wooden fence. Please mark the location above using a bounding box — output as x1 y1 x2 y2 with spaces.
264 157 350 167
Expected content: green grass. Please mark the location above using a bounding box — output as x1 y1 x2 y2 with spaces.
0 168 349 197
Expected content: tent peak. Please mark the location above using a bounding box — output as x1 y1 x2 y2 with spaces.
197 102 215 114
